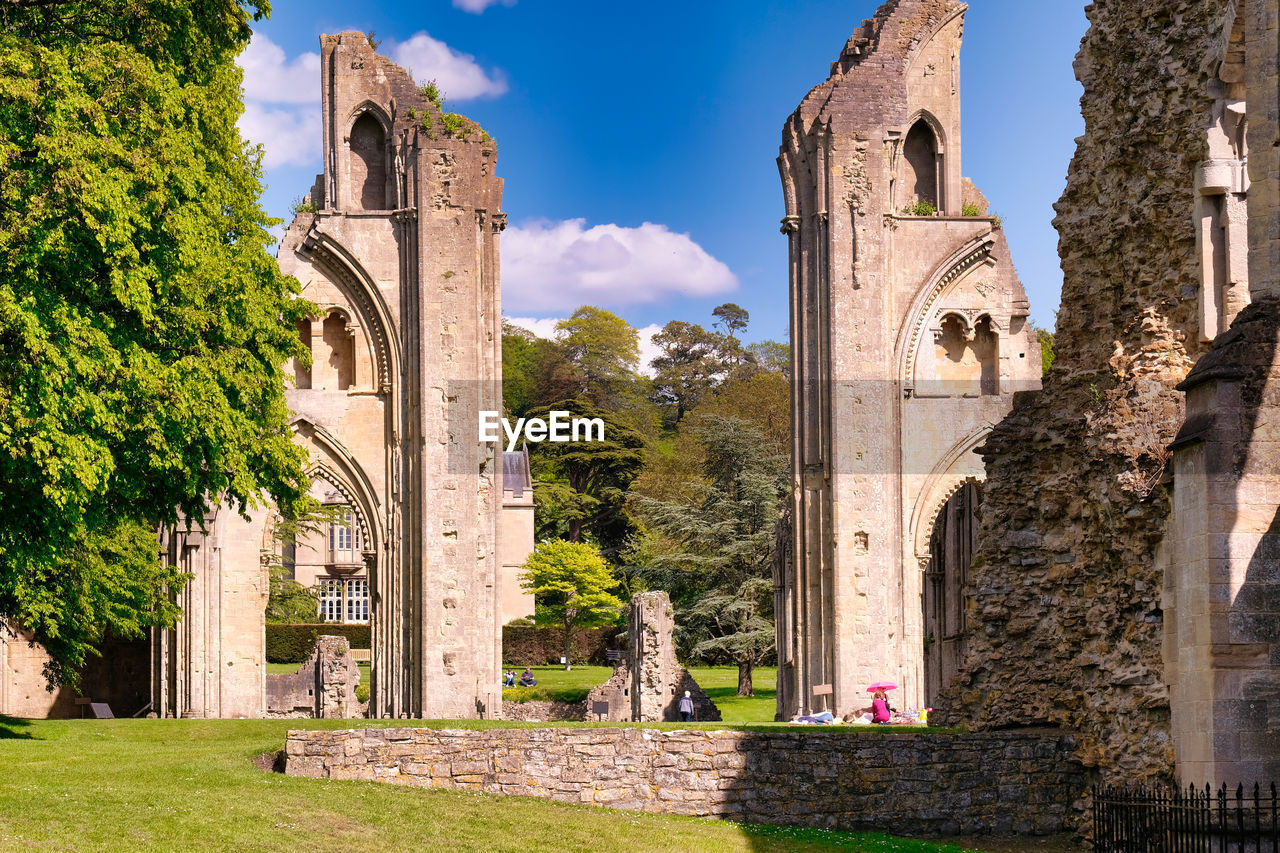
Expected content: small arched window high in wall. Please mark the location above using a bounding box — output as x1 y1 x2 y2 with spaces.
323 311 355 390
349 113 387 211
902 119 940 209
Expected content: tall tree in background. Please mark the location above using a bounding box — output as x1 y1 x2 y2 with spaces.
650 320 724 425
634 415 786 696
556 307 643 409
501 322 540 418
527 402 645 556
0 0 312 684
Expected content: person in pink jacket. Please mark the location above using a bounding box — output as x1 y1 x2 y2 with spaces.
871 689 892 723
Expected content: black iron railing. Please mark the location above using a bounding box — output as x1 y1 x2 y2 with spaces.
1093 783 1280 852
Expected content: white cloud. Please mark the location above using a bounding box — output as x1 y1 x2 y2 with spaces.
237 33 322 168
390 33 508 100
239 102 321 168
501 219 738 314
239 33 319 105
636 324 664 377
505 317 562 340
453 0 516 12
505 317 666 377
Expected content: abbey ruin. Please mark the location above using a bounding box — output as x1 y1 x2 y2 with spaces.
780 0 1279 788
2 31 524 721
776 0 1042 718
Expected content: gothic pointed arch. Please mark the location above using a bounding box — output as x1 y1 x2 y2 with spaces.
298 225 400 395
290 417 384 555
895 232 998 393
909 425 991 566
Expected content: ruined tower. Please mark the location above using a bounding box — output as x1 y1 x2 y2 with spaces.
147 32 506 720
776 0 1041 718
274 32 505 719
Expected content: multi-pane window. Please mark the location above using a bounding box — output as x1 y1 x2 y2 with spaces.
328 509 361 563
318 577 370 625
319 578 344 623
346 578 369 624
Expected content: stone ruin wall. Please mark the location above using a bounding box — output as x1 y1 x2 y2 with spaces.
266 635 363 719
286 726 1086 837
586 592 719 723
935 0 1225 785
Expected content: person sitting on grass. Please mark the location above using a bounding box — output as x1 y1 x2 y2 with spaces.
503 669 516 687
871 689 892 724
520 667 538 687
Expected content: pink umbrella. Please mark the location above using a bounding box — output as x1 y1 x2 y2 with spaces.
866 681 899 692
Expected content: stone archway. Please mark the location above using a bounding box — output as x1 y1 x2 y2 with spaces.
922 480 979 706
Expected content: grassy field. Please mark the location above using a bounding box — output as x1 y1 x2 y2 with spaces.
0 715 983 853
498 665 780 723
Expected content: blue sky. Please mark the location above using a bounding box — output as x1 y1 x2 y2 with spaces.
243 0 1088 357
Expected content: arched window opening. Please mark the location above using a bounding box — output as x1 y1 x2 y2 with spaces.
902 120 940 208
323 311 355 390
974 316 999 396
294 319 312 390
932 313 998 396
922 481 979 706
349 113 387 211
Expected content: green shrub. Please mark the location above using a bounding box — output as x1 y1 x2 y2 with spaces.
289 195 316 216
356 683 370 703
265 624 371 663
902 200 937 216
961 201 984 217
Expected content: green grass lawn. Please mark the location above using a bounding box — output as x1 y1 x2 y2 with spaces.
498 665 780 722
0 715 982 853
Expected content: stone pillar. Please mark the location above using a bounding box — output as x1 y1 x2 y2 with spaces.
1167 304 1280 786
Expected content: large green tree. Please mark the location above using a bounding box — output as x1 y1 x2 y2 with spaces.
555 307 644 409
0 0 312 684
650 320 724 425
520 539 622 670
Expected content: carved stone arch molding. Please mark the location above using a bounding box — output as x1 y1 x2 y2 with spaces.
910 426 991 567
895 233 998 393
291 417 384 555
902 108 948 154
299 226 400 394
347 100 393 135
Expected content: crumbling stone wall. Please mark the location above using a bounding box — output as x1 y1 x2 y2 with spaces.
266 635 362 718
586 592 719 722
935 0 1226 785
286 726 1086 836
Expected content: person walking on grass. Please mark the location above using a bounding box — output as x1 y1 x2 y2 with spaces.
678 691 694 722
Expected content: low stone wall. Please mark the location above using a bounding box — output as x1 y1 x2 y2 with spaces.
285 726 1086 836
500 700 586 722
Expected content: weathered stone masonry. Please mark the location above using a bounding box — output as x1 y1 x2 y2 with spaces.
777 0 1042 720
285 726 1086 836
938 0 1280 789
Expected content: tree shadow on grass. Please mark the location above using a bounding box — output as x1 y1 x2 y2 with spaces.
0 714 36 740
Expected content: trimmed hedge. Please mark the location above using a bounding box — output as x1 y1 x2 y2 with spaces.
266 623 370 663
501 625 618 667
266 622 617 665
